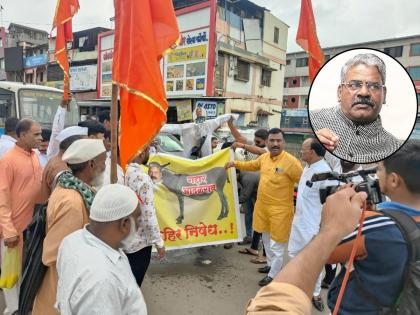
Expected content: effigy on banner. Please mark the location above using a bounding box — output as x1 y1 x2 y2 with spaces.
148 148 243 250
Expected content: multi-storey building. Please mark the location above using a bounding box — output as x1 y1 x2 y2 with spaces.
47 27 110 100
0 23 49 83
97 0 288 127
23 43 49 85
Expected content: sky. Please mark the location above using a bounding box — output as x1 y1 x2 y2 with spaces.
1 0 419 53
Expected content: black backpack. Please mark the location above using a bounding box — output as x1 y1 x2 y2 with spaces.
356 209 420 315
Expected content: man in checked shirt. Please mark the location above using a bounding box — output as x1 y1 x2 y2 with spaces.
309 53 401 164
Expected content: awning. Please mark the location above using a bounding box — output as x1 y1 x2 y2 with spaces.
231 108 252 113
257 109 274 116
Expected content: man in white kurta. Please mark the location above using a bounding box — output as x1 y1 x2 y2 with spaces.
160 113 236 158
288 138 333 312
56 184 147 315
0 117 19 159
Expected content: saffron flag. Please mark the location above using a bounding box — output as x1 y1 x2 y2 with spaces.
112 0 180 168
52 0 79 100
296 0 324 81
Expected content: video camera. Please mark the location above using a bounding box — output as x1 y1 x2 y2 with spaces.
310 167 382 205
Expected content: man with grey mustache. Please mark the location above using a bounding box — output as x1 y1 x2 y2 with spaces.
309 53 401 163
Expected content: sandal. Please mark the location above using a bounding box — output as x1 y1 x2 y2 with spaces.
312 296 325 312
250 256 267 264
238 248 259 256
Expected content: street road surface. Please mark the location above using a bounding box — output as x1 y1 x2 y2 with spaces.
142 245 330 315
0 244 329 314
0 214 330 314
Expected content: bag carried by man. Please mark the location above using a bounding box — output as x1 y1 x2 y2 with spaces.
0 247 21 289
18 203 48 315
356 209 420 315
190 136 207 159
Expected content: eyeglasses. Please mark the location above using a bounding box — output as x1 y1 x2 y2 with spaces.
341 80 385 92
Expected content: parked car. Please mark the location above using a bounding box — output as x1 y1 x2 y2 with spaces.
155 132 185 157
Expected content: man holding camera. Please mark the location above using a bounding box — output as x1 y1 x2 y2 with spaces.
327 140 420 314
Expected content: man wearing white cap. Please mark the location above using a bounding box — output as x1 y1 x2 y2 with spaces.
56 184 147 315
33 139 106 315
40 126 88 203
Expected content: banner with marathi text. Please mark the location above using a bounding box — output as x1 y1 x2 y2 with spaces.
148 148 242 250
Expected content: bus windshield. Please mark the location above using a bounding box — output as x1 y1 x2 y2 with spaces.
18 89 79 128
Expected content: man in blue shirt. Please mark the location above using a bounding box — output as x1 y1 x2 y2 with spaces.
327 140 420 314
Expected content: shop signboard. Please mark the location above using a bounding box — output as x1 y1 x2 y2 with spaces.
164 29 209 97
69 65 97 91
195 100 217 118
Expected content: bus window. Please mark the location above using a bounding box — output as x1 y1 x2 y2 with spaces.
18 89 79 128
0 90 16 135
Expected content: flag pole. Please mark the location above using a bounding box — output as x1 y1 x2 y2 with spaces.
110 83 118 184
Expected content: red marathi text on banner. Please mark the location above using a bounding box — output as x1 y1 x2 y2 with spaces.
181 184 216 196
161 222 235 242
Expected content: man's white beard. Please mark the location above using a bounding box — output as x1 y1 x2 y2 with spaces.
91 171 105 188
121 216 138 249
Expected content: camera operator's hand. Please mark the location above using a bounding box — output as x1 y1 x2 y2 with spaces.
320 185 367 241
316 128 339 152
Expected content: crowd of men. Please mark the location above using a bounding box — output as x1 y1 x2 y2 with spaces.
0 52 419 315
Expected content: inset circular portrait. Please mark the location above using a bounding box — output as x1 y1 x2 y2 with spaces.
308 48 418 164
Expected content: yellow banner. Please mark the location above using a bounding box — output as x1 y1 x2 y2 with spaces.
167 45 207 63
148 149 242 249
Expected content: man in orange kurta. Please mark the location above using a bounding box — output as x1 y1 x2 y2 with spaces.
0 119 43 315
32 139 106 315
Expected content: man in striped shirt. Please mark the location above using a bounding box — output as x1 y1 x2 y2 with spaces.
310 53 401 163
327 140 420 314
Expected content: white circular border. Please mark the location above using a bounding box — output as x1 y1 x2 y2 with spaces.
308 48 418 140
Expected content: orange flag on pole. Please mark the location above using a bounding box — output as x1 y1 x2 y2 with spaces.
112 0 180 168
296 0 324 81
52 0 79 100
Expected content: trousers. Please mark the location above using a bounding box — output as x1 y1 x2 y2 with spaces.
289 245 323 296
261 233 286 279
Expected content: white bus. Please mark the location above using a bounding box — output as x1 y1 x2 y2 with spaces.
0 81 79 135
